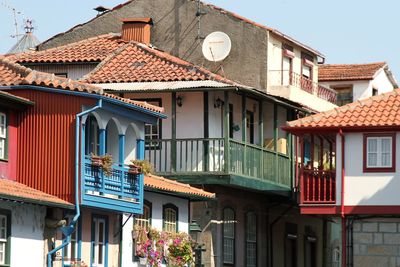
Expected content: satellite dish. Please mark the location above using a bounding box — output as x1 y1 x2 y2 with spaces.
202 31 231 62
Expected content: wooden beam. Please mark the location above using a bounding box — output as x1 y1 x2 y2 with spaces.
223 91 230 173
171 92 177 172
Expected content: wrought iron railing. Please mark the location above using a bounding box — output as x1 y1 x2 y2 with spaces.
269 70 337 104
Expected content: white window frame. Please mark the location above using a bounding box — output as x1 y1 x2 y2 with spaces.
163 204 178 233
245 212 257 267
366 136 392 168
0 113 6 160
92 217 106 267
0 213 9 265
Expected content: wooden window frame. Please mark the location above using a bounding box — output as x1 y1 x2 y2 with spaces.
245 211 257 267
134 98 162 150
363 133 396 173
135 200 152 230
162 203 178 233
223 207 235 265
0 209 11 266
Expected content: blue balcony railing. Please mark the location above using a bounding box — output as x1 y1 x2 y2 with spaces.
81 156 144 213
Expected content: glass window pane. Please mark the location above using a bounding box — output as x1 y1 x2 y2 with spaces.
368 153 377 166
382 153 391 167
381 138 391 153
368 139 377 152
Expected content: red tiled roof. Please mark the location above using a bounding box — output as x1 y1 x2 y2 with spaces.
82 42 237 85
9 34 126 63
285 88 400 130
0 57 164 114
144 174 215 199
0 179 74 208
318 62 387 82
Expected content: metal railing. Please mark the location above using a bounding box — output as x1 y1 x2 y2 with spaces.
300 168 336 204
83 157 141 201
145 138 292 188
269 70 337 104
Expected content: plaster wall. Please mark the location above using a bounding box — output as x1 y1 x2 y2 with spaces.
38 0 320 91
0 201 47 267
335 132 400 206
121 191 189 267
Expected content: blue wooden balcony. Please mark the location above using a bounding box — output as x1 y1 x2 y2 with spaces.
145 138 292 194
81 156 144 213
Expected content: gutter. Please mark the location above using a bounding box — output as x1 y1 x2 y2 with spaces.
47 99 103 267
339 129 346 267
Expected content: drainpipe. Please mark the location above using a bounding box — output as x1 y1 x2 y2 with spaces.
47 99 103 267
339 129 346 267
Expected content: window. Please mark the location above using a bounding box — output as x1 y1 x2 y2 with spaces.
163 204 178 233
284 223 298 267
92 216 107 267
223 207 235 265
301 53 314 80
135 200 152 230
246 111 254 144
363 133 395 172
54 73 68 78
85 115 100 155
141 99 162 148
304 226 317 267
229 104 234 138
333 86 353 106
63 215 80 265
282 44 294 86
372 88 378 96
0 113 7 160
0 210 10 266
245 212 257 267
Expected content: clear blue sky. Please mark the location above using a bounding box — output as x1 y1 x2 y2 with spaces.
1 0 399 79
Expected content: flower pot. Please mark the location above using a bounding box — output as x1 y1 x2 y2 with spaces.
91 156 103 167
139 257 147 265
129 165 142 174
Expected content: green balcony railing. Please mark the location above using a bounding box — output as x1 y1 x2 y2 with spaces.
145 138 292 188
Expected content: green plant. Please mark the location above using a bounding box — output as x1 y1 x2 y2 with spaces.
90 153 114 176
130 159 154 175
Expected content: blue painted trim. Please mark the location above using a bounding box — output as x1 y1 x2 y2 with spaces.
2 85 166 119
99 129 106 155
119 135 125 164
82 194 143 214
101 102 159 125
137 139 145 160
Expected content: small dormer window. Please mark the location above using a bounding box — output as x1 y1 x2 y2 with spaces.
363 133 395 172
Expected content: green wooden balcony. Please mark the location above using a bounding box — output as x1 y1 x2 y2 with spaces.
145 138 292 193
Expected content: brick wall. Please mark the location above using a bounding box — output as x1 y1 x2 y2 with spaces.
353 218 400 267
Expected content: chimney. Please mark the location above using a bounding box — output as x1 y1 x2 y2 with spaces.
121 18 153 44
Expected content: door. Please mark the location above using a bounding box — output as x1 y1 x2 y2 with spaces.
246 111 254 144
92 216 108 267
282 56 292 85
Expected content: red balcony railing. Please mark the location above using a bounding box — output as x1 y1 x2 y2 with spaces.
269 70 337 104
301 169 336 204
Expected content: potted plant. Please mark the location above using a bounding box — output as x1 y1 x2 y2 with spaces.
130 159 154 175
90 153 114 176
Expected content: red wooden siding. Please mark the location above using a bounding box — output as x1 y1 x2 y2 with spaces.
13 89 95 203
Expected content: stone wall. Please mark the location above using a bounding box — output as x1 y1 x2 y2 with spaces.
353 218 400 267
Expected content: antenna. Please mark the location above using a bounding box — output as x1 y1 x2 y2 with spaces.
195 0 207 39
1 1 25 41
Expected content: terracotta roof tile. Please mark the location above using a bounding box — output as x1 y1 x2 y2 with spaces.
318 62 387 81
0 57 164 114
8 34 126 63
82 42 238 85
0 179 74 208
285 89 400 130
144 174 215 199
